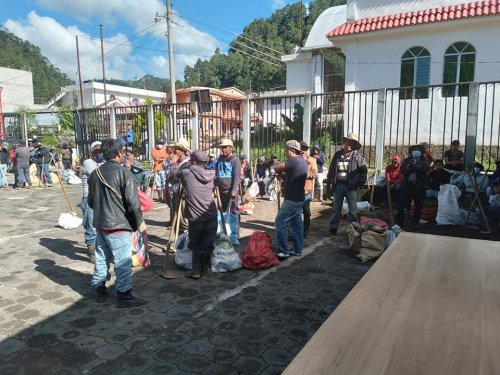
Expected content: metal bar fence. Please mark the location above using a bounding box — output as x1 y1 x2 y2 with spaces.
75 108 109 160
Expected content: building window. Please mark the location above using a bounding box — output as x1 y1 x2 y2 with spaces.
400 47 430 99
442 42 475 97
323 50 345 93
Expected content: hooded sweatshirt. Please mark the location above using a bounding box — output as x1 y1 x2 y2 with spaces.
385 155 403 185
178 164 217 222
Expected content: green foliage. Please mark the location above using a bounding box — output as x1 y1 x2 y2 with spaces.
183 0 346 92
0 28 72 104
58 105 76 131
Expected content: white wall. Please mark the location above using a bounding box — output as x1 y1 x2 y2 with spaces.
0 67 34 113
337 18 500 91
352 0 480 19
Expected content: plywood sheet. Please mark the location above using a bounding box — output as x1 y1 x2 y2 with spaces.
283 233 500 375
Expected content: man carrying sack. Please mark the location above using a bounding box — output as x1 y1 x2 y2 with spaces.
177 150 217 279
88 139 147 307
326 133 367 236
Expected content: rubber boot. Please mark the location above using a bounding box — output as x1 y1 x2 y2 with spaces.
303 214 311 239
186 251 201 279
157 188 163 202
87 243 96 264
200 250 212 279
116 289 146 308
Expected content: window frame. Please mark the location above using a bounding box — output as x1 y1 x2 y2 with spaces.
442 42 476 97
400 46 431 100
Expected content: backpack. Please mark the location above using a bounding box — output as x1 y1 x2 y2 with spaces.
242 231 280 270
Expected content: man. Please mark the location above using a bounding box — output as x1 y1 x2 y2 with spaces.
215 138 241 245
275 140 307 258
426 159 450 199
206 154 216 170
61 144 73 170
177 150 217 279
255 156 271 198
326 133 367 235
168 138 191 232
9 144 18 187
34 141 53 187
14 141 32 189
80 141 103 263
397 144 431 228
88 139 147 307
125 124 134 149
443 140 465 171
151 139 168 202
0 142 9 188
420 142 435 164
300 141 318 239
311 145 325 198
240 154 251 195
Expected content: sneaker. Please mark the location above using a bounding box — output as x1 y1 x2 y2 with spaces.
289 250 302 257
116 291 146 308
277 251 289 259
95 284 108 303
327 228 337 236
47 184 53 187
480 229 492 234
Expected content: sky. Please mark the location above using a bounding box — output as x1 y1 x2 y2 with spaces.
1 0 298 83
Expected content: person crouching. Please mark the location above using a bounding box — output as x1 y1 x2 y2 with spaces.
177 150 218 279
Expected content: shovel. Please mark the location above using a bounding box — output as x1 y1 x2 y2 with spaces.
55 168 77 215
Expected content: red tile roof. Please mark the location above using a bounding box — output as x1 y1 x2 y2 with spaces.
326 0 500 38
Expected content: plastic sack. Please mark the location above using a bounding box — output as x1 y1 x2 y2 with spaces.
244 182 259 200
211 233 242 273
67 175 82 185
174 231 192 269
385 224 402 249
341 200 370 215
137 188 153 212
242 231 280 270
436 184 464 225
131 231 150 267
238 202 255 215
348 222 387 262
58 212 82 229
359 216 389 230
217 211 240 245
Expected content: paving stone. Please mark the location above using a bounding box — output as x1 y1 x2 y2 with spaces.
14 309 40 320
26 333 59 348
75 335 106 351
232 356 267 374
153 345 186 363
70 316 97 328
177 354 211 373
95 343 126 360
23 355 62 373
182 339 214 355
0 338 25 355
262 347 295 366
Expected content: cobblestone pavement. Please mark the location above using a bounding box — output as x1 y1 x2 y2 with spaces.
0 183 373 374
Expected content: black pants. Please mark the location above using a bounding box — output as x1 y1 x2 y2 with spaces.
397 183 425 226
188 219 218 274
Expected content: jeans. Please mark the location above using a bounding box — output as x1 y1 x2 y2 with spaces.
330 182 357 230
397 184 426 226
91 231 132 293
0 164 7 187
426 189 439 199
155 170 166 190
62 160 72 170
275 199 304 255
81 197 96 244
16 163 31 187
36 163 53 185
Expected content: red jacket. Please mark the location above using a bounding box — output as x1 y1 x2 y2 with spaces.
385 155 403 185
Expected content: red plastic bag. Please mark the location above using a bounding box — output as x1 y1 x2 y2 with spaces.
137 188 153 212
242 231 280 270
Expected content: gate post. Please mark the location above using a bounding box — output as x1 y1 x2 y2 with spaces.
465 82 479 167
303 92 312 145
375 88 387 174
148 105 155 162
110 106 117 138
243 98 251 159
191 102 199 150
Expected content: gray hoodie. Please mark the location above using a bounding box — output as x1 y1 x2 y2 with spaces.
178 164 217 222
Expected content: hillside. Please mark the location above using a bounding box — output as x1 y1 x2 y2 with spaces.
183 0 346 92
0 28 73 104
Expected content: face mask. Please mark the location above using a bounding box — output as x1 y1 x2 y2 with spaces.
411 150 422 159
473 167 481 175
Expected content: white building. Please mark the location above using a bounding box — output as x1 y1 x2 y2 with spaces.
59 81 167 108
0 67 34 113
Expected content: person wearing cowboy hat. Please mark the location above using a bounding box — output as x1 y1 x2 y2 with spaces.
80 140 103 263
326 133 367 235
167 138 191 232
215 138 241 245
397 144 430 229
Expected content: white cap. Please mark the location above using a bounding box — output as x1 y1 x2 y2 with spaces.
90 141 102 151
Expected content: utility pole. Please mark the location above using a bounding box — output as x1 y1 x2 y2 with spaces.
75 35 84 108
99 25 108 121
166 0 177 140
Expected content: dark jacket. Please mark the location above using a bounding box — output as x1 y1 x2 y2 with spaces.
401 156 430 187
15 146 31 165
0 148 8 164
178 164 217 221
88 160 143 231
312 145 325 173
35 147 51 165
326 150 367 191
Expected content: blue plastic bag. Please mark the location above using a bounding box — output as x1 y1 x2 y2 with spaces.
217 211 240 245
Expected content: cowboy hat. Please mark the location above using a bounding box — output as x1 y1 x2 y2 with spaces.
219 138 233 147
175 138 191 153
342 133 361 150
408 144 425 153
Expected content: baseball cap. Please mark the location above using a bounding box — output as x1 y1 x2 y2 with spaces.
299 141 309 149
285 140 301 152
190 150 208 163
